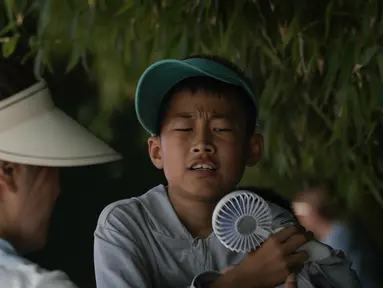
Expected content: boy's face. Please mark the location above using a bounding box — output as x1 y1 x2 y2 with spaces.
148 89 262 201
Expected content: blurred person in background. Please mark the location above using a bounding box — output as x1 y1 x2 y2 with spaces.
0 57 122 287
293 181 381 288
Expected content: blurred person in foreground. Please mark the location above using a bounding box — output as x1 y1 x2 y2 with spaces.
293 182 381 287
0 57 122 287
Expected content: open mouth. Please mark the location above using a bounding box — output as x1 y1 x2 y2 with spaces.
189 164 217 171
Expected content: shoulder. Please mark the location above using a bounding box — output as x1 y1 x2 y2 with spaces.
0 264 77 288
237 186 297 228
97 196 142 229
97 185 165 227
98 185 161 226
267 201 297 228
238 186 293 213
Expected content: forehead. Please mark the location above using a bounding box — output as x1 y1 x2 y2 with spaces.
165 90 246 115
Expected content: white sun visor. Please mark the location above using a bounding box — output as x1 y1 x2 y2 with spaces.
0 81 122 167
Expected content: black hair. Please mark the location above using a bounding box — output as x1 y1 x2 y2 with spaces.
0 57 36 101
155 55 257 136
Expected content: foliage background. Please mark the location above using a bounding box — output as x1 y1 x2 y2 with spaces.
1 0 383 286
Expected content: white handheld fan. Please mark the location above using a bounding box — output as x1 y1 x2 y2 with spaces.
212 191 273 253
212 190 332 260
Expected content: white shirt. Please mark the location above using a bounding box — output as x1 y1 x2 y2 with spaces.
0 239 77 288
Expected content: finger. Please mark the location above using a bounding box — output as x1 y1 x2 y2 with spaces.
282 232 311 255
220 266 235 274
288 263 304 274
285 273 297 288
285 251 309 267
273 226 300 243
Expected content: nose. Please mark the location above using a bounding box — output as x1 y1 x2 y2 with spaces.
191 142 215 154
190 127 215 154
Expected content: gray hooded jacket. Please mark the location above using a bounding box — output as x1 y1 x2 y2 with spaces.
94 185 360 288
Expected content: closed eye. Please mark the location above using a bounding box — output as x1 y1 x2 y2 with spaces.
174 128 193 132
213 128 232 132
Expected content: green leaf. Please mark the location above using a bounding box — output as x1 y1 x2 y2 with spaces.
15 0 28 12
66 43 83 72
322 42 340 104
377 53 383 83
0 21 17 36
4 0 14 21
178 26 188 57
337 40 356 87
283 17 298 48
81 52 90 73
258 39 283 67
324 0 334 40
1 33 19 57
197 0 205 21
361 46 378 66
221 3 241 53
347 85 363 141
363 172 383 208
368 72 383 108
115 0 135 16
37 0 52 37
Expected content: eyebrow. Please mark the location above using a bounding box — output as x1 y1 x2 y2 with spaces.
173 112 232 119
174 112 193 118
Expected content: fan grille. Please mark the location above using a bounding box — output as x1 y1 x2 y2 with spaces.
213 191 273 253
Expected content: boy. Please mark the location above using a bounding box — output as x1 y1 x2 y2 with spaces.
94 56 359 287
0 57 122 287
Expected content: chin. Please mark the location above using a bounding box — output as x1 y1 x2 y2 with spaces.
23 230 48 253
15 239 45 254
189 185 226 202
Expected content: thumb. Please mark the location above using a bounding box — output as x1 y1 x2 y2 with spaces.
220 265 235 274
285 273 297 288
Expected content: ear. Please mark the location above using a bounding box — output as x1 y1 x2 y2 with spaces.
148 136 163 169
0 162 18 193
246 133 263 167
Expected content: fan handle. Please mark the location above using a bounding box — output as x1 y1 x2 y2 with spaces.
274 227 332 261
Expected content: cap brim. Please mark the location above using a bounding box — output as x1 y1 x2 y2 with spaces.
135 58 256 135
0 82 122 167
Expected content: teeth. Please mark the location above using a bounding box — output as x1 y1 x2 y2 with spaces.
192 164 214 170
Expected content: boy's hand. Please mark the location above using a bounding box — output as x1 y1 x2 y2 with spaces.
221 266 235 274
236 226 312 288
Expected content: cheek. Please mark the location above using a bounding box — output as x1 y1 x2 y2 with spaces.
217 141 247 170
161 137 188 179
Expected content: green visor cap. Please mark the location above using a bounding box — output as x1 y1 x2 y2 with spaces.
135 57 257 135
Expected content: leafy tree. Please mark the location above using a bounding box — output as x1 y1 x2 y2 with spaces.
2 0 383 244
